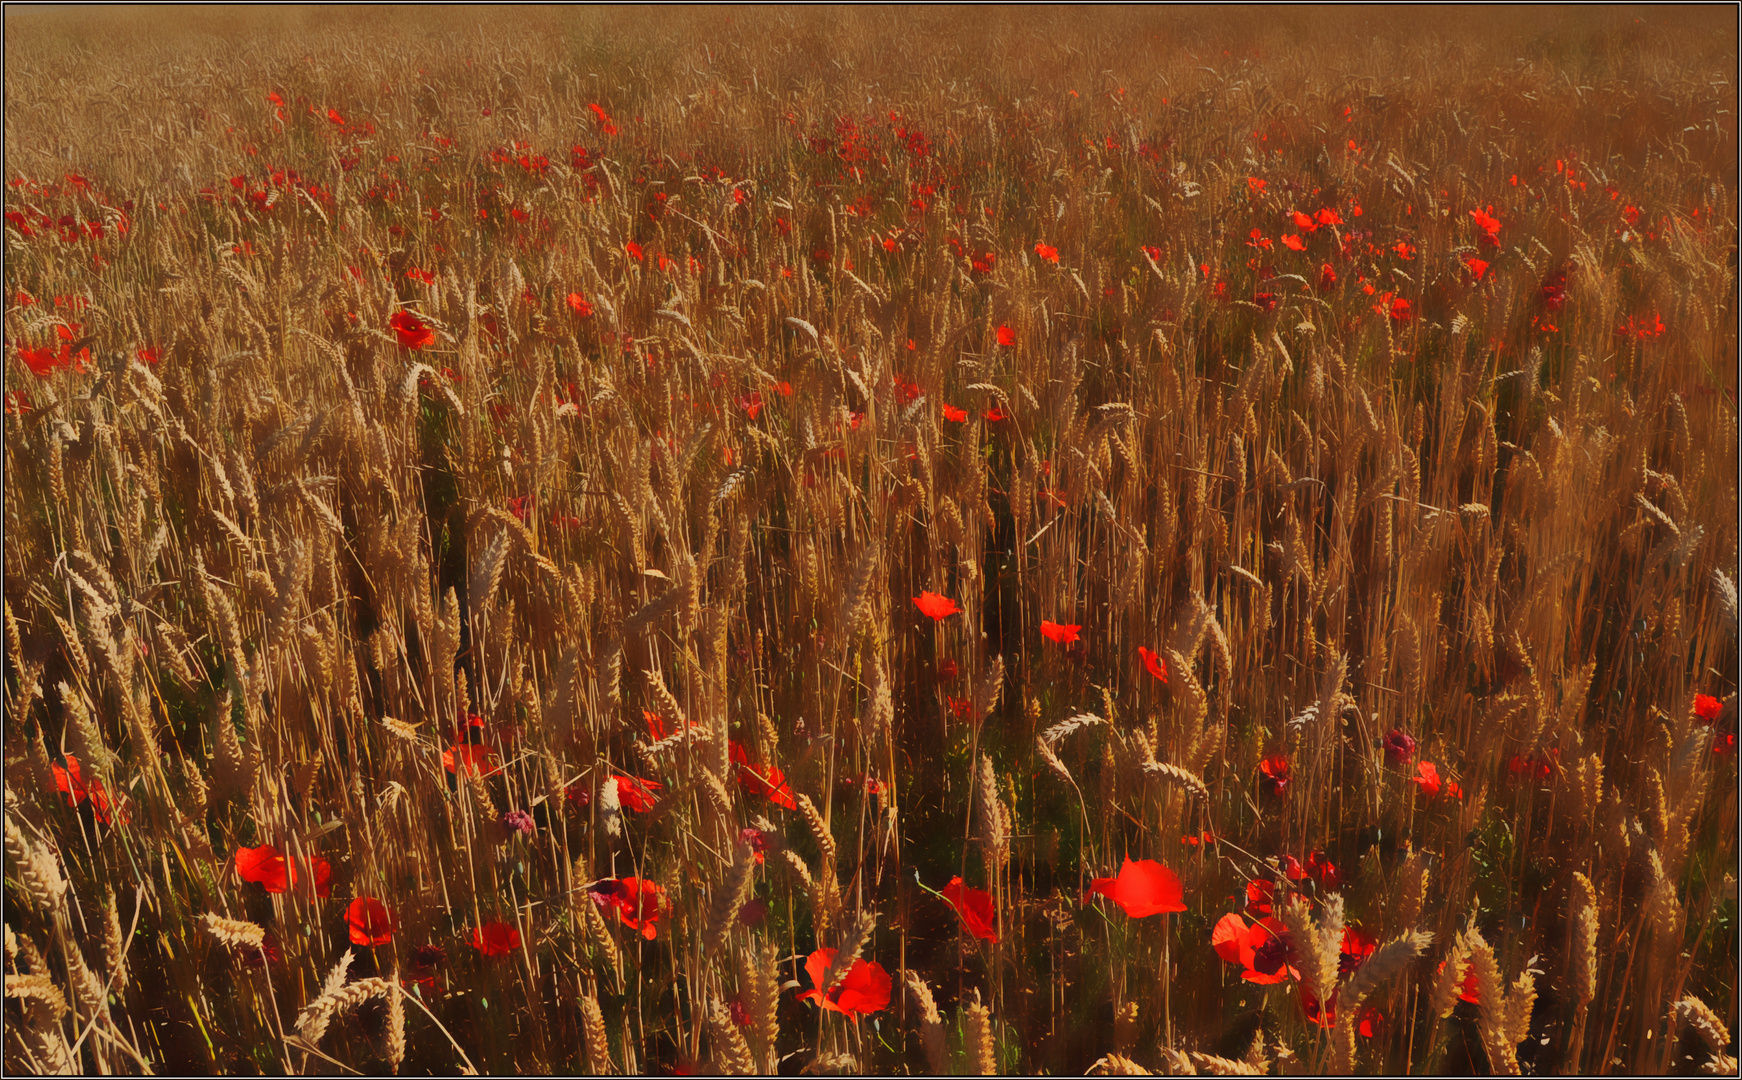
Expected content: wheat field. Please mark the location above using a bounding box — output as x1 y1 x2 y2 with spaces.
2 6 1736 1075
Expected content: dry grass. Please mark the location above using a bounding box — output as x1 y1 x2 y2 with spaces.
2 5 1736 1074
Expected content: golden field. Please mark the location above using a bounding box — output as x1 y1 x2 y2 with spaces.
2 6 1737 1074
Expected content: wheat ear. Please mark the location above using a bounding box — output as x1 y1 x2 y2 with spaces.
905 970 947 1074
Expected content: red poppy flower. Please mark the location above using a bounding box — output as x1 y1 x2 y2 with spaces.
17 345 68 378
1616 312 1666 340
937 658 959 681
615 774 662 813
1244 878 1275 916
1413 760 1449 797
1281 234 1307 252
1358 1007 1385 1039
1302 987 1383 1034
51 755 115 824
1040 621 1081 645
913 592 960 620
1137 646 1168 683
471 920 521 957
942 404 968 422
740 762 799 809
1388 297 1413 321
1318 263 1337 290
739 392 764 419
567 292 594 316
1383 728 1417 764
1089 858 1186 918
947 696 973 720
308 856 333 899
1694 694 1723 723
1141 244 1162 262
1290 210 1317 232
1253 291 1278 313
1307 851 1340 890
1316 208 1343 227
405 267 435 285
347 897 395 947
1211 912 1298 984
1258 756 1290 798
408 943 446 992
1470 207 1501 245
941 877 999 942
454 710 487 742
608 877 666 939
625 240 643 261
236 845 294 893
389 311 435 350
798 948 891 1016
587 102 618 136
1034 242 1059 264
507 495 531 522
983 406 1009 422
443 744 500 777
731 742 797 809
135 347 161 365
996 325 1016 347
1463 256 1490 282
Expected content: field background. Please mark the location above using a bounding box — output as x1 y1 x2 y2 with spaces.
3 5 1737 1075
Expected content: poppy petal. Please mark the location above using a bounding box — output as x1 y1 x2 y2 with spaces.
1107 857 1186 918
1212 912 1249 965
941 877 999 942
913 592 960 620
